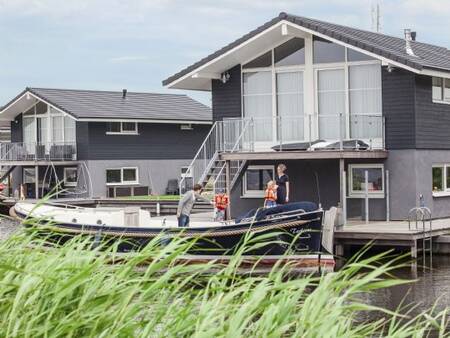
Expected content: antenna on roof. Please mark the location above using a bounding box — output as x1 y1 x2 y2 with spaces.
371 0 382 33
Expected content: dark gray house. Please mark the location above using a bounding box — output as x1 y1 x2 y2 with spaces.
0 87 211 199
163 12 450 221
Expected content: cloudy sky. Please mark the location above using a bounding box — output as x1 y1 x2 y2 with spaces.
0 0 449 106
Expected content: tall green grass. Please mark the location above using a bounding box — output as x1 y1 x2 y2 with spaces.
0 226 448 337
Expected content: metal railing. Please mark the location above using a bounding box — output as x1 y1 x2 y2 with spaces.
222 113 385 152
0 142 77 161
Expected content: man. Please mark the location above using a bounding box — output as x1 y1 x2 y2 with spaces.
176 184 211 227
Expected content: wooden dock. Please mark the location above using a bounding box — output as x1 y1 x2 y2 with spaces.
334 218 450 258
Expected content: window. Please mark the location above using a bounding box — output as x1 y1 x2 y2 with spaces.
347 49 374 62
349 64 382 139
432 77 450 103
106 122 138 135
106 168 138 185
243 71 273 142
64 167 78 187
431 164 450 196
313 37 345 64
242 165 274 197
181 166 192 178
274 38 305 66
23 168 36 184
348 164 384 198
276 71 304 141
243 51 272 69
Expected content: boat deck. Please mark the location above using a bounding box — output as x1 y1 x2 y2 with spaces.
334 218 450 257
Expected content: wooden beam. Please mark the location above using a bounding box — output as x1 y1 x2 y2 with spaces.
225 160 231 220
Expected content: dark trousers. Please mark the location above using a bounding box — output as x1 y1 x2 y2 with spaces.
178 214 190 227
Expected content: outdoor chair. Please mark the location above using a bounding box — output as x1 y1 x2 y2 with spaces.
166 179 179 195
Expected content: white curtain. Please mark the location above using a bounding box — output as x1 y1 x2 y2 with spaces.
52 116 64 143
276 71 304 142
23 117 36 153
243 71 272 142
317 69 345 140
64 116 76 143
349 64 382 139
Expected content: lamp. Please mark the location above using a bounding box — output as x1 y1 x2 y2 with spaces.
221 72 230 84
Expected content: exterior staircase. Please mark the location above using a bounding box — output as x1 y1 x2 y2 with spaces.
179 119 252 200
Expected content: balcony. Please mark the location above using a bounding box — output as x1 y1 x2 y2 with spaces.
220 114 385 153
0 142 77 162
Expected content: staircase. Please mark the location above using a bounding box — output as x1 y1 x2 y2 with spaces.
179 119 253 200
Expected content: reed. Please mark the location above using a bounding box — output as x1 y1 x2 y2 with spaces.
0 226 447 337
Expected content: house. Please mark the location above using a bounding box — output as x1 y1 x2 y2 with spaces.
163 12 450 222
0 87 211 199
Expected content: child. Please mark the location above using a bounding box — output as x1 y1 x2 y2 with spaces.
214 190 229 222
264 180 277 208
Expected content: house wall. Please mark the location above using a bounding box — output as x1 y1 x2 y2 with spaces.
415 75 450 149
76 122 210 161
382 67 416 149
211 65 242 122
86 159 191 197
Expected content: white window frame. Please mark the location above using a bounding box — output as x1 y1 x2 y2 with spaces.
106 167 139 185
106 122 139 135
348 164 385 198
63 167 78 187
242 165 274 198
23 168 36 184
432 164 450 197
432 77 450 105
181 166 192 178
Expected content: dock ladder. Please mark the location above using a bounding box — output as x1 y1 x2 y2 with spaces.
408 207 432 267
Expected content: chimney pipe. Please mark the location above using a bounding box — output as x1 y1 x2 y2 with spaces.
411 31 417 41
404 29 416 56
122 89 127 99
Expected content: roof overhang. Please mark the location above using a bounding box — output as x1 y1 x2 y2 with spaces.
0 89 71 121
164 19 450 91
76 118 212 125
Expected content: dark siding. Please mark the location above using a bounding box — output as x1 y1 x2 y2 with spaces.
415 75 450 149
76 122 90 160
211 65 241 121
10 114 22 143
85 122 210 160
382 67 416 149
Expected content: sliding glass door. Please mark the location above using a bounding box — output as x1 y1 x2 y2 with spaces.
316 68 346 140
276 71 304 142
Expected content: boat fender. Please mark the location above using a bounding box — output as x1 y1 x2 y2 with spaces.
9 206 17 218
72 218 78 224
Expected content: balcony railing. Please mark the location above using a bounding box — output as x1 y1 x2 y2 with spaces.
221 114 385 152
0 142 77 161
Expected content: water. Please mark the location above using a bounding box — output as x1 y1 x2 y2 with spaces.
351 255 450 321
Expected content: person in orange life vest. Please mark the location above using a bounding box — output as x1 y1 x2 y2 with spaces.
264 180 278 208
214 189 229 221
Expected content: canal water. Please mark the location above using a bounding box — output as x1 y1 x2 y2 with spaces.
353 255 450 320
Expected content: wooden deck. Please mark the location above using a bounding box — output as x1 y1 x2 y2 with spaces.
334 218 450 258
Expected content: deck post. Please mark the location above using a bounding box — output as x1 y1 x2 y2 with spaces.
342 170 347 225
339 159 346 224
35 165 39 199
411 240 418 259
225 160 231 220
365 170 369 224
386 170 390 222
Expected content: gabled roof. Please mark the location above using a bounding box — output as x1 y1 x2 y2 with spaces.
1 87 212 123
163 12 450 90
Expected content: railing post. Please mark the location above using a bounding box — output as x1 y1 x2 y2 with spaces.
342 170 347 226
386 169 390 222
365 170 369 224
278 116 282 151
308 114 312 150
339 113 344 151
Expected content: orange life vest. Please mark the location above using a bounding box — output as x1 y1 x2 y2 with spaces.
264 188 276 202
215 194 229 210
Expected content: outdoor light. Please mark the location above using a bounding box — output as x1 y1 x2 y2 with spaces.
387 64 395 73
221 72 230 84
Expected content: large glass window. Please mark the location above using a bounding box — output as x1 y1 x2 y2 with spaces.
313 37 345 63
433 166 444 192
347 49 375 62
274 38 305 66
317 68 346 139
349 164 384 197
349 64 382 139
64 116 76 143
106 122 138 135
243 71 272 142
106 169 122 184
64 167 78 187
276 71 304 141
242 165 274 197
243 51 272 69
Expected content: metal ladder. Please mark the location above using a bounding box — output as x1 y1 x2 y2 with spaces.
408 206 432 267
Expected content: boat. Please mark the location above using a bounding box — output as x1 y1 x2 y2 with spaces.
11 201 326 256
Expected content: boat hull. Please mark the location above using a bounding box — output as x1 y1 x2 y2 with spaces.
13 205 324 255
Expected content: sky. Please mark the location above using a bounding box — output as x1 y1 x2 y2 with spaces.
1 0 450 107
